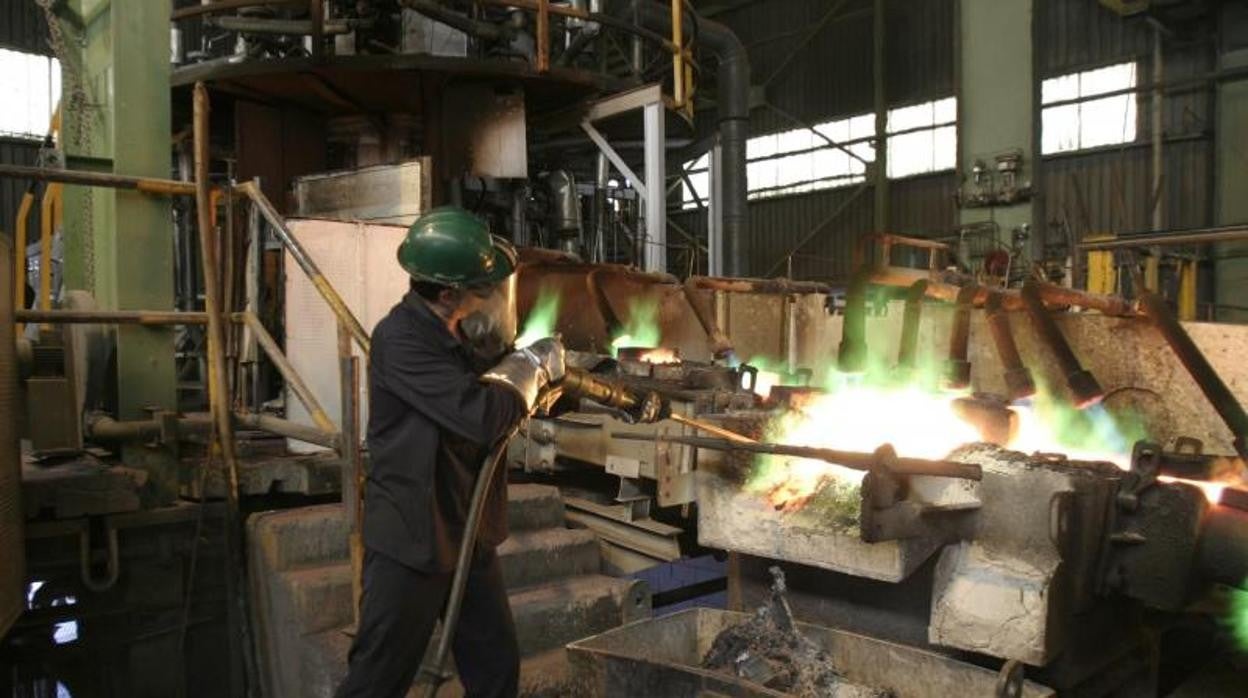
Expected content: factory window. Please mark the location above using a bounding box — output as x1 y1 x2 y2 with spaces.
1042 62 1138 154
887 97 958 178
679 98 956 208
0 48 61 139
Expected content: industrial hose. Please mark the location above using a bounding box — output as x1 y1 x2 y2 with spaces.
413 427 517 697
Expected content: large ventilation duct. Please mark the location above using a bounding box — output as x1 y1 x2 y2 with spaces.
630 1 749 276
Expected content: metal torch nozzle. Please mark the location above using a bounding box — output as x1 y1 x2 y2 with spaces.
560 367 641 410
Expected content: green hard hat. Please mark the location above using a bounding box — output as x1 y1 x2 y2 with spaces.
397 206 516 287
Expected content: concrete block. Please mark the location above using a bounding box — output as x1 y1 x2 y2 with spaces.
497 527 600 590
929 542 1055 666
506 484 566 532
510 575 651 656
248 503 349 572
282 562 355 635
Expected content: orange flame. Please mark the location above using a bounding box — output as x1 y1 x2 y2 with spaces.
750 381 1228 510
637 348 680 364
1159 476 1227 503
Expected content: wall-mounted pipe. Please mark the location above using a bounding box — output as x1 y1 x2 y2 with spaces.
1020 280 1104 408
896 279 928 374
945 284 978 390
633 2 748 276
1137 286 1248 459
985 292 1035 401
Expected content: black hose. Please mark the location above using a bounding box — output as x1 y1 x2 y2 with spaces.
413 428 517 697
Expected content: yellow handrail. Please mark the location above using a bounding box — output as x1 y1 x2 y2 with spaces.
39 182 62 328
13 189 33 334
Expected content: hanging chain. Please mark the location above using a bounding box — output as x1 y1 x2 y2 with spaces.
37 0 95 290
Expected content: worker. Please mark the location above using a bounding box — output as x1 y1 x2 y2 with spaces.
335 207 564 698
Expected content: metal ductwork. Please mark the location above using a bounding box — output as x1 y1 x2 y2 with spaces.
547 170 584 256
631 1 750 276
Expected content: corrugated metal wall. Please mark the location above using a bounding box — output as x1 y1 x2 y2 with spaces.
679 0 1218 281
1036 0 1215 245
0 137 45 250
678 0 958 281
0 0 52 55
715 0 955 135
673 173 955 281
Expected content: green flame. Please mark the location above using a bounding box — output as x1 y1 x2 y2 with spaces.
1232 586 1248 651
610 297 662 356
516 287 561 348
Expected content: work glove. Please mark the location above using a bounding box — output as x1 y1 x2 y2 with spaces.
482 336 566 411
520 337 566 385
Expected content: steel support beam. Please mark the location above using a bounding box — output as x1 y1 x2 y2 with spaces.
643 100 667 272
956 0 1036 247
708 140 725 276
72 0 177 421
581 84 668 272
872 0 888 233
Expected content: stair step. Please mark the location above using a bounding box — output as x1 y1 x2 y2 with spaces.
272 527 601 638
434 647 584 698
507 483 566 532
248 504 349 572
299 574 649 698
281 561 355 636
509 575 650 657
497 527 600 589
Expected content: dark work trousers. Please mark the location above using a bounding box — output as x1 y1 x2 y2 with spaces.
334 547 519 698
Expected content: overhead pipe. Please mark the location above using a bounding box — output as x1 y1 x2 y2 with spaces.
945 284 978 390
866 269 1138 317
686 275 832 295
984 292 1035 401
633 0 749 276
1020 280 1104 408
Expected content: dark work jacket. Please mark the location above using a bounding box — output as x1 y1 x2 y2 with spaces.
364 292 528 573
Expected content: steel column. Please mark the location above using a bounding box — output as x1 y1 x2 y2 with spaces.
643 100 667 272
708 140 724 276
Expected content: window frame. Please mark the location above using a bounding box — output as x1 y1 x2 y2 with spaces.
1040 61 1139 156
678 96 958 209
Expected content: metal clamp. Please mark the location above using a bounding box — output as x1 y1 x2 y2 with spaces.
79 523 120 593
995 659 1024 698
